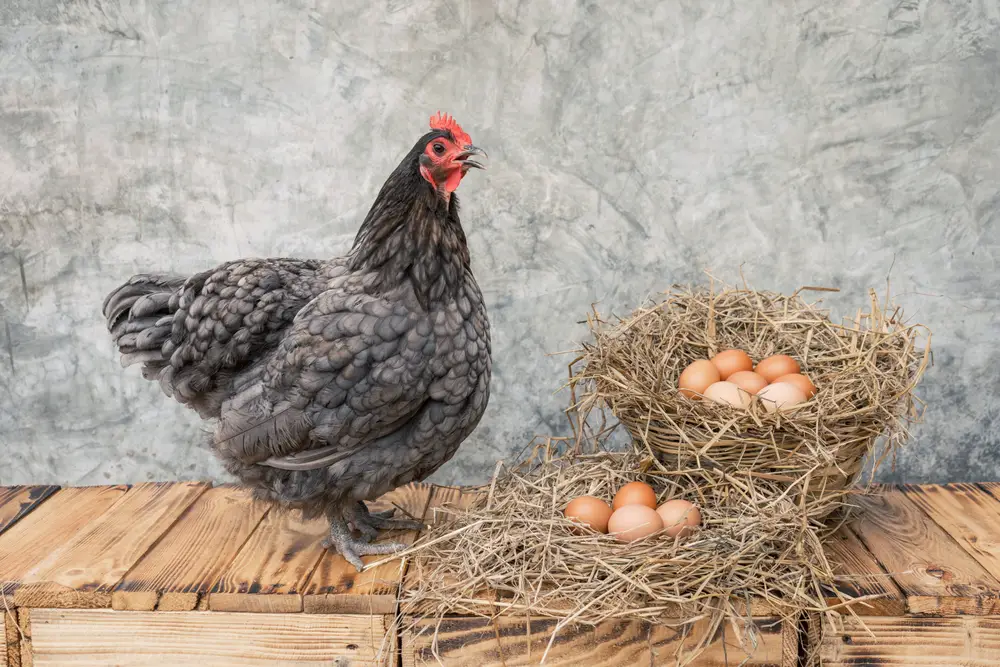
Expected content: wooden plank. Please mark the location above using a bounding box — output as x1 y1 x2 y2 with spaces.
112 485 269 611
403 616 791 667
16 611 28 667
0 486 128 599
0 487 59 537
302 483 433 614
904 483 1000 583
850 487 1000 615
822 526 906 615
209 508 329 613
12 482 208 609
27 608 396 666
821 616 1000 665
2 610 13 667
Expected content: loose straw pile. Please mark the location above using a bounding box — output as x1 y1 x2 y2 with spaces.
400 443 834 665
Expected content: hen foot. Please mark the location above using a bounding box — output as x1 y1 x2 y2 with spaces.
353 501 426 533
322 514 406 572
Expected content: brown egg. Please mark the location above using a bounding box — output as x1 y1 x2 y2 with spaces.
564 496 613 533
608 504 664 543
655 499 701 538
703 381 751 409
710 349 753 380
612 481 658 511
773 373 817 398
754 354 801 383
756 382 807 413
678 360 721 399
727 370 769 395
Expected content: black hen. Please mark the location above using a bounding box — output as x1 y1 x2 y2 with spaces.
103 113 491 570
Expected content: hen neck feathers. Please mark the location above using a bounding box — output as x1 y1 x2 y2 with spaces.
349 157 471 310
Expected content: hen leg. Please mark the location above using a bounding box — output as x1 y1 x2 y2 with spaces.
352 501 426 533
322 507 407 572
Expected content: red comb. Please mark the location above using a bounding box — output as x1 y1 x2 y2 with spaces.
429 111 472 146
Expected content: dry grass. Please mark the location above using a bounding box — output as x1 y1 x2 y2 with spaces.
571 281 930 509
396 280 930 665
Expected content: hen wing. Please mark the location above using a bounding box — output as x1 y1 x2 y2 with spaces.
213 276 486 470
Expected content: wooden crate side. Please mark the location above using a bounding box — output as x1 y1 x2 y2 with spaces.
2 609 14 667
0 487 129 601
25 609 396 666
850 488 1000 615
15 611 28 667
821 616 1000 665
822 527 906 615
112 485 269 611
302 483 433 614
402 616 790 667
0 487 59 537
13 482 208 609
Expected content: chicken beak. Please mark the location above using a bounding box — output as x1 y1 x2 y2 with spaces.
457 145 487 170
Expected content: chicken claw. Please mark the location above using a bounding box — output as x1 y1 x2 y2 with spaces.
353 501 426 533
323 515 407 572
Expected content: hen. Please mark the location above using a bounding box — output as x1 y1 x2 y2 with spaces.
102 113 491 570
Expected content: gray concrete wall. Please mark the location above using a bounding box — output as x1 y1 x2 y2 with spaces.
1 0 997 487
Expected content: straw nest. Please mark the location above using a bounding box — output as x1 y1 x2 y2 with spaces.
395 281 929 664
397 440 831 665
571 282 930 510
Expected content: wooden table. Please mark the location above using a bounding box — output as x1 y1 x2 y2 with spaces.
1 482 999 666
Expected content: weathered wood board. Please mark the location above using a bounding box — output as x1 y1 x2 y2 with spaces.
14 482 208 609
26 609 396 666
821 616 1000 665
112 485 268 611
403 616 793 667
822 526 906 615
0 487 59 538
904 483 1000 583
0 486 129 600
208 507 329 613
850 488 1000 615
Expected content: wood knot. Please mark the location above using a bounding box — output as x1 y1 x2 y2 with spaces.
925 565 948 579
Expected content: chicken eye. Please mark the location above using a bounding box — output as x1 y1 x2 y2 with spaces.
432 143 445 155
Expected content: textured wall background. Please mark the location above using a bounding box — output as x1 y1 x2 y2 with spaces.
1 0 998 486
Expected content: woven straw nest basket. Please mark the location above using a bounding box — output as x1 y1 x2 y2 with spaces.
572 281 930 516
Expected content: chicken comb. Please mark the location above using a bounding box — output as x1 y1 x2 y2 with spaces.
430 111 472 147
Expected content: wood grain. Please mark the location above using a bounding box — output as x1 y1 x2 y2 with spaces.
0 486 128 600
27 608 396 666
209 508 329 613
403 616 790 667
2 610 14 667
16 611 28 667
850 488 1000 615
822 616 1000 665
822 526 906 615
0 487 59 537
12 482 207 609
112 485 269 611
904 483 1000 583
302 483 433 614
